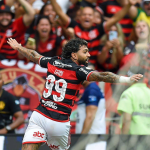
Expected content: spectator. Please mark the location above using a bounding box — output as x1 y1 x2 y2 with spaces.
97 23 125 72
76 65 106 134
117 66 150 135
0 0 35 60
50 0 137 65
96 0 133 41
120 20 150 70
128 0 150 26
26 15 66 57
3 74 40 133
94 9 103 25
0 73 24 134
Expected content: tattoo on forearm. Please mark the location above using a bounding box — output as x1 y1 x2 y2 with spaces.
22 143 42 150
17 47 40 63
89 72 120 83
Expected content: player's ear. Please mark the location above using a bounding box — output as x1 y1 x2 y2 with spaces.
71 52 78 60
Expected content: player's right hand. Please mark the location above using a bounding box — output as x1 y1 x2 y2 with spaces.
7 38 21 50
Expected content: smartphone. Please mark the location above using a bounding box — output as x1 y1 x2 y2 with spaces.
109 31 118 41
27 37 35 46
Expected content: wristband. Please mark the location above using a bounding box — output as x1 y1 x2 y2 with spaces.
119 76 131 83
5 125 12 131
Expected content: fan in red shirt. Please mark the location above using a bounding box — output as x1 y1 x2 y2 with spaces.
0 0 35 60
50 0 137 66
26 15 67 57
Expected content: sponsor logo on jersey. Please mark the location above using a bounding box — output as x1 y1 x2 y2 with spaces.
49 144 60 150
33 131 44 138
54 69 64 76
79 68 88 74
53 61 72 68
89 96 97 102
42 100 57 109
42 57 51 60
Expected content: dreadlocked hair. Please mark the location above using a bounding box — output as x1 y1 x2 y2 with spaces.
62 38 88 59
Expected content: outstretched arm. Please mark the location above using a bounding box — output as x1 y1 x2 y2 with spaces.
88 71 143 83
7 38 42 64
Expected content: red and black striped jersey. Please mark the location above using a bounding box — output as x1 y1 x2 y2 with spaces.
96 0 133 41
35 56 94 122
66 18 107 65
29 32 65 57
0 17 27 59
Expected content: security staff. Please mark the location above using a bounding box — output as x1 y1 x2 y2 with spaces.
0 73 24 134
118 66 150 134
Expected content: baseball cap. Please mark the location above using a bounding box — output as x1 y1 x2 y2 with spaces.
0 5 14 18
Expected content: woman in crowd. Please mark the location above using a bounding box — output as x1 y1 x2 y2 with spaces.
120 20 150 69
26 15 66 57
97 23 125 73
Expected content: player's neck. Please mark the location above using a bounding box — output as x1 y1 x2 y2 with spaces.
71 57 79 65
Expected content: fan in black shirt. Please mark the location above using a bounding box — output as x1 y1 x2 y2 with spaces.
0 73 24 134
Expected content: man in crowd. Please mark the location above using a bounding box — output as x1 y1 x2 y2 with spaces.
96 0 133 41
7 37 142 150
76 65 106 134
50 0 137 65
3 74 40 133
118 66 150 134
0 0 35 59
0 73 24 134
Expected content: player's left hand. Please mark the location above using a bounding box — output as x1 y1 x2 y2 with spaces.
130 74 143 82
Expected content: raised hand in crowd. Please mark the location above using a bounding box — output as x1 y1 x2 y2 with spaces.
0 0 35 60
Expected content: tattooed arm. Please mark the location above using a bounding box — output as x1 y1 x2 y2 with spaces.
7 38 42 64
88 71 143 83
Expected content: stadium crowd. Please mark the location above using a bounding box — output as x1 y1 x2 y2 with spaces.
0 0 150 135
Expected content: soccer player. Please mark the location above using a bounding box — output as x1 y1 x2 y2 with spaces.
7 38 143 150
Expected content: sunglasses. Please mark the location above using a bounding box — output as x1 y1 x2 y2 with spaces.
144 1 150 5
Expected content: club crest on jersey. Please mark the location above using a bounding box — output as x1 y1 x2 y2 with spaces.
47 43 52 50
89 30 97 39
54 69 64 76
6 29 13 37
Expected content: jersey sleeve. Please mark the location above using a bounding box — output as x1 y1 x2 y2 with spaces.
76 66 94 81
39 56 52 68
85 89 99 106
13 17 28 36
7 92 21 115
97 21 107 35
117 91 133 115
